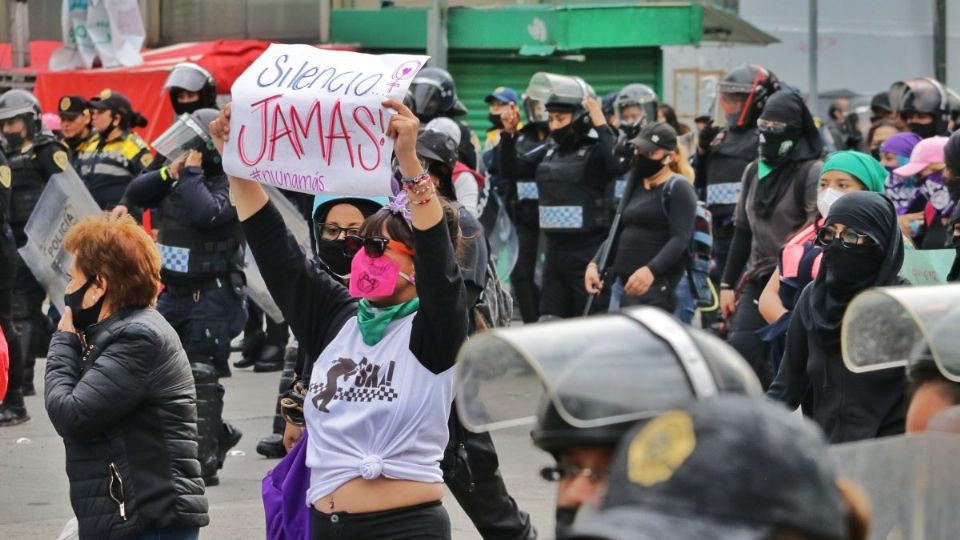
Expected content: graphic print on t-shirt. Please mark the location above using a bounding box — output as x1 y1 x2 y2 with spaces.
310 357 399 413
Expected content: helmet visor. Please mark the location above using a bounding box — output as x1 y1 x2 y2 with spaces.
900 79 946 116
455 310 698 434
523 96 548 124
0 103 36 122
411 81 443 119
163 65 212 93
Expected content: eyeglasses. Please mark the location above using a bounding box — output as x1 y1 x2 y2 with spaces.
757 118 789 133
540 464 608 485
816 226 875 248
317 223 361 240
343 235 414 258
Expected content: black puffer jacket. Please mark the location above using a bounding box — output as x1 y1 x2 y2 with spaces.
45 308 209 539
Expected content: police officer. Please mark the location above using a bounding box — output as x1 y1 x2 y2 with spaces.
501 73 619 319
76 89 152 211
116 109 244 485
497 94 551 323
893 77 951 139
163 62 218 115
408 67 480 170
0 89 70 399
702 65 779 285
0 153 28 426
56 95 95 163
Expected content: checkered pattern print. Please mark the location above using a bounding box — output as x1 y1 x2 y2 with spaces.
517 181 540 201
157 243 191 273
539 205 584 229
707 182 742 205
334 386 399 403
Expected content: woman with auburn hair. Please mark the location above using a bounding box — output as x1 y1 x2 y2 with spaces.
44 214 209 540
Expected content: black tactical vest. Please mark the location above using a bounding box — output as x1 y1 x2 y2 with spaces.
157 174 244 280
535 143 611 234
705 127 758 210
7 139 56 244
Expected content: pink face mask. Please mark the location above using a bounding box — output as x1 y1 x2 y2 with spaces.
348 249 414 298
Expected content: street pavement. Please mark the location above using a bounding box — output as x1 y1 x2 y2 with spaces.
0 353 556 539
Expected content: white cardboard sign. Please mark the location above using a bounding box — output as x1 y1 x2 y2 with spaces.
223 44 428 196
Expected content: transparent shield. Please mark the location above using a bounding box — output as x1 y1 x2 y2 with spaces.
151 114 210 163
455 313 695 434
17 166 102 314
841 285 960 379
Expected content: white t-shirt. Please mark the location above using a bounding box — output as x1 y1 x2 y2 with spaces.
304 313 455 505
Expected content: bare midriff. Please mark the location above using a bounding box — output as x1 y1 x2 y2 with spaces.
312 477 444 514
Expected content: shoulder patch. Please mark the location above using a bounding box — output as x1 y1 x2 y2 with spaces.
52 150 69 172
627 410 696 487
140 153 154 168
0 165 10 189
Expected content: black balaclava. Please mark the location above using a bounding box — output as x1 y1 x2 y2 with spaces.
753 92 823 218
908 119 939 140
804 192 903 345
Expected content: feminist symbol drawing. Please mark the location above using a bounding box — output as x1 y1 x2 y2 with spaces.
386 60 423 93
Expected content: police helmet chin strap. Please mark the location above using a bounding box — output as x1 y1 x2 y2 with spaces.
621 307 719 398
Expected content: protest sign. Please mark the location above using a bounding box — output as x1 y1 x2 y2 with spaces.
901 247 956 286
18 168 102 313
223 44 429 196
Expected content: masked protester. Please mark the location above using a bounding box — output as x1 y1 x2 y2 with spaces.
56 95 96 163
768 191 907 443
866 118 898 161
892 136 950 248
116 108 243 485
880 132 923 216
758 151 887 393
0 89 71 409
584 123 697 314
498 94 551 323
211 100 470 540
719 92 823 388
45 214 209 539
76 89 152 212
163 62 218 116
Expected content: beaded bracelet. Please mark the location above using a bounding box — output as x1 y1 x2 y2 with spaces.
410 193 436 206
406 182 435 196
401 170 431 186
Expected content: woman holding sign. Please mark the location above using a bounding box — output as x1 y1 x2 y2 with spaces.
210 100 466 539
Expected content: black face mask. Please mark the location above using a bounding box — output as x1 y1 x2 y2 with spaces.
620 122 642 141
822 243 884 297
550 123 580 149
63 277 106 333
633 154 665 179
758 129 798 167
173 100 204 116
3 131 24 152
488 113 503 130
870 147 881 161
555 507 578 538
315 239 353 278
908 121 938 139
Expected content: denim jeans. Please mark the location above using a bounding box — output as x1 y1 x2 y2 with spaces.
673 272 696 324
131 527 200 540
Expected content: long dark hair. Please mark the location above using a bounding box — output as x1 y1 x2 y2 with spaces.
359 195 462 258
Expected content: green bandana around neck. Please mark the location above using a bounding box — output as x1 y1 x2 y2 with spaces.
356 297 420 346
757 159 774 180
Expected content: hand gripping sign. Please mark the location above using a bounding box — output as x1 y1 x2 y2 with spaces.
223 44 429 196
18 167 102 314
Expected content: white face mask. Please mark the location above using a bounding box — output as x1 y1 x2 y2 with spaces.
817 187 846 218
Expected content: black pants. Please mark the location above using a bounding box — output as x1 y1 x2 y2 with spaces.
12 256 50 391
540 235 603 319
157 282 247 369
726 279 772 388
0 287 24 400
510 219 541 323
310 501 450 540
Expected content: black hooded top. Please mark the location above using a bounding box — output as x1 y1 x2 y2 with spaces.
769 192 907 443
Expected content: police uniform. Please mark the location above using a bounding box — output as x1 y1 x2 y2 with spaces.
76 131 152 210
0 154 29 425
56 95 97 164
123 159 246 484
8 135 70 396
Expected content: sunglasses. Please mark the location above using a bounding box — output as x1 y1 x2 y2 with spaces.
757 118 789 133
816 226 875 248
343 235 414 258
316 223 361 240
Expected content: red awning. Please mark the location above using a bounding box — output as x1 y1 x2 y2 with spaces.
31 40 272 142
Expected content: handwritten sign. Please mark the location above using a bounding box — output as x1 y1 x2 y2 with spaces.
223 44 428 196
901 247 957 286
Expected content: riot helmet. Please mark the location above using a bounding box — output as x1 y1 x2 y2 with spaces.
424 117 463 147
714 64 779 129
892 78 950 138
601 91 618 123
613 83 659 139
0 89 42 149
163 62 218 115
410 67 459 121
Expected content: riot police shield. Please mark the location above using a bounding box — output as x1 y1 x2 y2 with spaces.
151 113 211 164
455 306 760 433
243 186 313 323
17 167 101 313
842 284 960 381
480 191 518 279
831 433 960 539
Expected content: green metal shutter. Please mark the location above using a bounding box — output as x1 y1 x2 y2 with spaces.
449 47 662 136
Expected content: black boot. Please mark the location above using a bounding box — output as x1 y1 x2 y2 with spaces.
0 389 30 427
254 344 286 373
217 421 243 469
191 360 222 486
14 320 35 396
21 360 35 396
256 434 286 459
234 329 265 369
256 348 298 458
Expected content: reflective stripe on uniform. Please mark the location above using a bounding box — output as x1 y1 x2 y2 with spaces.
91 163 134 177
517 181 539 200
539 205 584 229
706 182 742 205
